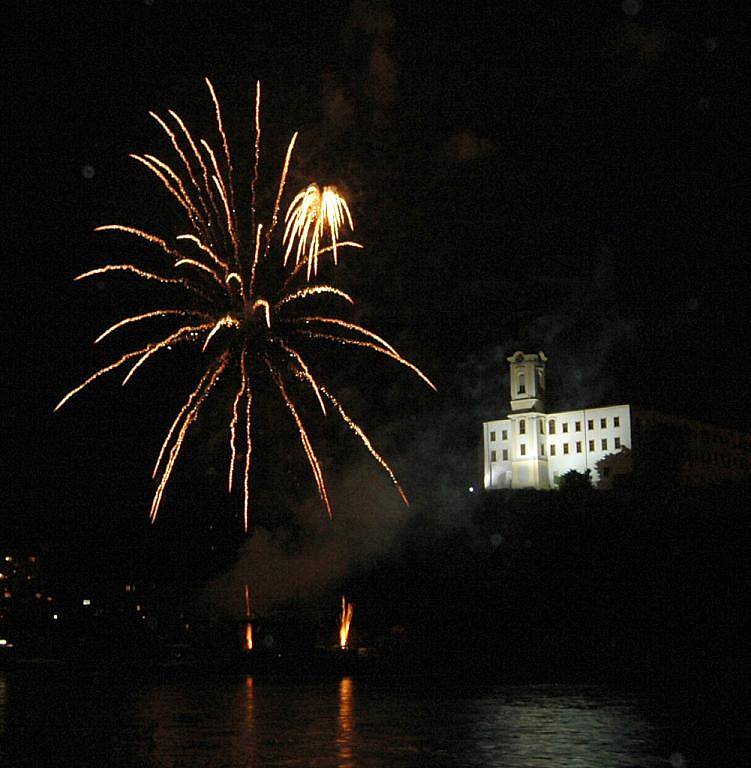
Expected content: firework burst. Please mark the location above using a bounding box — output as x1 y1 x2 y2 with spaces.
56 79 435 531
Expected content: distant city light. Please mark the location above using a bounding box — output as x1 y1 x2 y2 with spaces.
53 614 59 620
468 486 475 493
82 598 91 606
4 556 11 562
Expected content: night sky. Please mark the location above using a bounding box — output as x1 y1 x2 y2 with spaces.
4 2 749 563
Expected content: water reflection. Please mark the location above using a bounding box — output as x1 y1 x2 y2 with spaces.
469 688 658 767
0 671 698 767
337 676 354 767
0 673 6 737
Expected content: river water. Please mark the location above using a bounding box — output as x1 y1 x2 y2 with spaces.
0 667 735 766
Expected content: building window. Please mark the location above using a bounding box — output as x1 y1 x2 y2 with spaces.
541 444 546 456
502 449 508 461
563 443 569 454
520 444 526 456
614 437 621 449
491 450 497 462
589 440 595 451
576 441 582 453
519 420 526 435
502 429 508 440
490 431 496 441
600 418 607 429
614 416 620 428
548 420 556 435
539 420 544 434
588 419 594 430
550 445 556 456
601 438 608 450
575 421 581 432
562 422 568 433
518 373 526 394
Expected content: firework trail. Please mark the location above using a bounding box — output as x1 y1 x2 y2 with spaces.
56 79 435 531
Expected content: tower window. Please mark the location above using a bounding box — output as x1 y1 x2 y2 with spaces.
502 429 508 440
502 449 508 461
563 443 569 454
540 444 545 456
575 421 581 432
576 441 582 453
491 450 497 462
539 420 544 434
550 445 556 456
562 422 568 433
520 444 526 456
601 438 608 450
588 419 594 430
548 420 556 435
490 431 496 442
600 418 607 428
519 420 526 435
589 440 595 451
614 416 620 428
518 373 526 394
614 437 621 449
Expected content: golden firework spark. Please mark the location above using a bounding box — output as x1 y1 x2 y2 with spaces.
56 79 435 531
283 184 354 278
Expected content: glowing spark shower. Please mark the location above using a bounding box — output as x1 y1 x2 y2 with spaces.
339 595 354 649
56 79 435 531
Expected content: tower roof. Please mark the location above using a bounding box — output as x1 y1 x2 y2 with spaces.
506 350 547 363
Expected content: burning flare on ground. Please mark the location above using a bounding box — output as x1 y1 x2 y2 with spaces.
243 582 253 651
339 595 354 649
55 79 435 531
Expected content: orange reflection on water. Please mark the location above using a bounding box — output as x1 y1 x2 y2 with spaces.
337 676 354 768
244 676 254 728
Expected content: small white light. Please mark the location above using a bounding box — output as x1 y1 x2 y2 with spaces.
0 639 7 646
82 599 91 606
468 486 475 493
53 614 59 620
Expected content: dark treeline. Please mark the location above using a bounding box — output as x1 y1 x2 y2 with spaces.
4 479 748 695
348 479 749 689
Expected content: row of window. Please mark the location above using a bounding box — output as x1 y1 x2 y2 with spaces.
549 416 620 434
490 416 622 442
490 437 622 463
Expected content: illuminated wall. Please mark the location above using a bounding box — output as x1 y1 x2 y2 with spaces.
482 351 751 490
482 351 632 490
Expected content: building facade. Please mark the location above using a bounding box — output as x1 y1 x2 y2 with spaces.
481 352 632 489
482 351 751 490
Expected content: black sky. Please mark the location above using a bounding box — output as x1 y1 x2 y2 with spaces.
4 1 749 556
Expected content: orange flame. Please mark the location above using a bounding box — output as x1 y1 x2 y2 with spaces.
339 595 354 649
243 582 253 651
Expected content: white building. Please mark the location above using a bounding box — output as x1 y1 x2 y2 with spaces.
481 351 632 489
